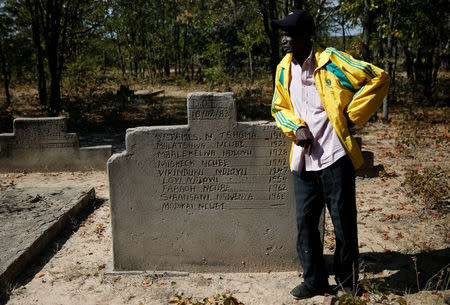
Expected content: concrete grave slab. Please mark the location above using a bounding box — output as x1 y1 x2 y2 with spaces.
0 117 112 172
0 187 95 291
108 92 326 272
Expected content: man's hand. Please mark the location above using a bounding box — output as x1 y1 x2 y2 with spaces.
295 126 314 155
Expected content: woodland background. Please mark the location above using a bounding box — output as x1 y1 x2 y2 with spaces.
0 0 448 131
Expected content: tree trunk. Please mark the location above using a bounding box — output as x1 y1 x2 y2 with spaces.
191 57 194 81
283 0 289 16
26 0 48 106
175 25 180 77
423 50 434 101
431 48 441 97
341 19 346 51
36 48 47 106
121 55 126 76
391 38 399 104
382 10 394 122
48 48 60 116
0 43 11 107
42 0 65 117
258 0 279 86
414 48 423 82
376 8 384 67
116 43 126 76
362 0 371 61
165 59 170 77
403 45 414 82
196 66 203 82
248 50 254 82
182 26 188 78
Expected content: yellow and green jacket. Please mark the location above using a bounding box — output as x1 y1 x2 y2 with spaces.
271 47 390 169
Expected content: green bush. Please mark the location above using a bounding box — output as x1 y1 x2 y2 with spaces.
402 166 449 210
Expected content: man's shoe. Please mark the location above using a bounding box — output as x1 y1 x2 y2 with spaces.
290 282 328 300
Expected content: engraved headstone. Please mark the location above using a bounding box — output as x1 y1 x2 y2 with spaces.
0 117 112 172
108 92 323 272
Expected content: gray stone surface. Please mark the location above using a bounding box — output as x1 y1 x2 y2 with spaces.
0 187 95 290
108 92 324 272
0 117 112 172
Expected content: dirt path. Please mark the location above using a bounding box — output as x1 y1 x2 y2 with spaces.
1 112 449 305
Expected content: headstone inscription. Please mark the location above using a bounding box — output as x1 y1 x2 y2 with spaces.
0 117 112 172
108 92 325 272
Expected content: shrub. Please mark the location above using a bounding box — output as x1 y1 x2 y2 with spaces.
402 166 449 210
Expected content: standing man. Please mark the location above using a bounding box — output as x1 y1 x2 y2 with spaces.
271 10 389 299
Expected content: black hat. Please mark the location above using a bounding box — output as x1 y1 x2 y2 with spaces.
272 10 315 36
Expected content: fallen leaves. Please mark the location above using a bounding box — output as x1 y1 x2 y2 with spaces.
362 292 371 301
97 264 106 270
168 293 244 305
419 242 431 252
385 214 401 221
168 296 179 303
94 223 105 238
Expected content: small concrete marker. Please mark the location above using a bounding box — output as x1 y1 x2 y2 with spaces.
0 117 111 172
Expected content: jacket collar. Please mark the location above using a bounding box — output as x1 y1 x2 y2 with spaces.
280 53 292 69
315 49 330 70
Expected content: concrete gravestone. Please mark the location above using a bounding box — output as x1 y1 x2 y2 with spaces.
0 117 111 172
108 92 318 272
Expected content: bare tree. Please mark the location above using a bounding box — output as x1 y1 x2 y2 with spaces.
361 0 370 61
258 0 279 85
25 0 47 106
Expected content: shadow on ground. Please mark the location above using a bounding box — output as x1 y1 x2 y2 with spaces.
324 248 450 294
359 248 450 294
0 197 106 305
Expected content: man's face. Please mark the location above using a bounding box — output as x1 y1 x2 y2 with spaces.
280 31 309 55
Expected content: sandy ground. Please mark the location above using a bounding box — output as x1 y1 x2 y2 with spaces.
1 115 449 305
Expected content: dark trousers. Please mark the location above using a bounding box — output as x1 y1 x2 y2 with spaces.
292 155 359 289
